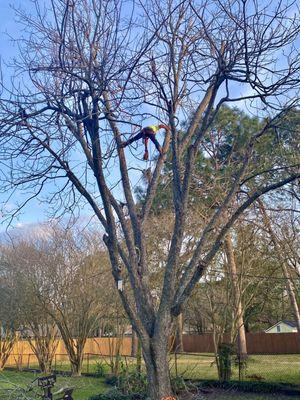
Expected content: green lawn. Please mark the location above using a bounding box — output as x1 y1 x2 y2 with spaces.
0 370 108 400
1 368 299 400
26 354 137 376
45 353 300 386
2 353 299 399
169 353 300 385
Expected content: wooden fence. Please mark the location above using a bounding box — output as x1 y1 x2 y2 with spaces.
182 332 300 354
5 337 132 367
5 332 300 367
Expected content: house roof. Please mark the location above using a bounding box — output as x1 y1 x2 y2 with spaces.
265 320 297 332
282 320 297 328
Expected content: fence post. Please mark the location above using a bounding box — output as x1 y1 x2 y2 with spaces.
87 353 89 374
54 354 57 372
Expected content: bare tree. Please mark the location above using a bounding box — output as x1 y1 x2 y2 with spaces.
25 320 58 374
0 0 300 397
0 258 19 371
258 199 300 332
2 226 113 376
0 327 16 372
0 233 60 373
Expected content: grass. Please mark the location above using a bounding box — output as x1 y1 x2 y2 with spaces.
0 370 108 400
169 353 300 385
36 353 300 386
23 354 137 375
2 353 299 399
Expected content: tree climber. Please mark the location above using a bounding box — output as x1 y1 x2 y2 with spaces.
119 124 170 160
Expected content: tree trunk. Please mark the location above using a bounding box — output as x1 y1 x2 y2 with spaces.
68 346 84 377
136 340 142 374
224 234 247 357
0 335 16 371
131 327 138 357
236 303 247 358
142 337 173 400
70 360 82 376
37 356 52 374
282 264 300 332
174 313 184 353
29 336 57 374
58 330 85 376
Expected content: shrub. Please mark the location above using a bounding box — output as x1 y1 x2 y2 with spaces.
105 373 118 386
117 371 148 395
171 375 186 392
216 343 234 382
101 370 148 400
95 361 106 377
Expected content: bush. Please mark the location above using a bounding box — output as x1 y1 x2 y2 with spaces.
171 375 186 392
100 370 148 400
217 343 234 382
95 361 106 377
105 373 118 386
117 371 147 395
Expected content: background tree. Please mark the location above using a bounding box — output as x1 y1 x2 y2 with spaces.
2 225 114 376
2 239 59 374
258 200 300 332
0 255 20 371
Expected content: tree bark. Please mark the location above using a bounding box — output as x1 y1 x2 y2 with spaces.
142 336 173 400
236 306 247 358
27 327 58 374
62 337 84 377
131 327 138 357
282 263 300 332
70 360 82 377
35 353 53 374
0 332 16 371
174 313 184 353
224 234 248 357
136 340 142 374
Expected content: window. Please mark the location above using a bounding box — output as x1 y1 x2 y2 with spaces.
276 325 281 333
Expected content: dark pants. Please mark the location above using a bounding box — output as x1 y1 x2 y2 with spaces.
127 128 161 152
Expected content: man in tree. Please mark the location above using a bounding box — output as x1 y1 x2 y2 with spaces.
120 124 170 160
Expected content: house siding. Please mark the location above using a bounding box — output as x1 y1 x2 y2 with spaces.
265 322 297 333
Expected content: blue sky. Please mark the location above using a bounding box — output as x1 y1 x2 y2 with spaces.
0 2 48 229
0 1 28 62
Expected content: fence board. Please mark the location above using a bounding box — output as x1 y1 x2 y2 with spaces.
4 332 300 368
182 333 300 354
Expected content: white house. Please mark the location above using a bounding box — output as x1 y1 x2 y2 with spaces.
264 320 298 333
